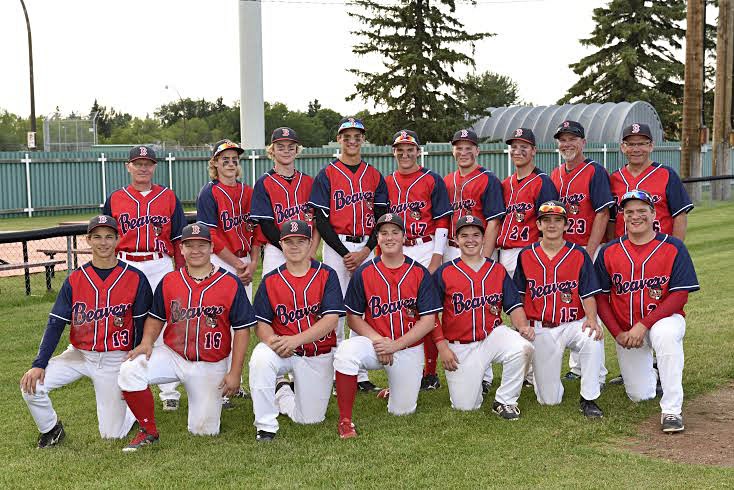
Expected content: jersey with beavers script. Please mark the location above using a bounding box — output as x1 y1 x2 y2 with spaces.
196 180 255 256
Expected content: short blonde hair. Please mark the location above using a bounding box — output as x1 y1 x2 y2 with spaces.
208 155 243 181
266 142 304 162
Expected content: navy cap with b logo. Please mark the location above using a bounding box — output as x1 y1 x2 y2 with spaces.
505 128 536 146
271 127 300 144
128 146 157 163
182 223 212 242
280 219 312 240
451 128 479 146
375 213 405 232
455 215 486 234
553 120 585 139
622 123 653 141
87 215 119 234
392 129 421 147
212 139 245 158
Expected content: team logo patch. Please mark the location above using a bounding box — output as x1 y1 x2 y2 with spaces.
303 210 313 222
384 213 394 221
282 128 290 137
192 224 201 234
405 306 418 318
515 212 525 222
290 221 299 232
99 216 108 223
648 287 663 300
465 215 475 223
632 123 641 134
489 303 500 315
514 128 523 137
569 204 580 215
206 314 218 327
113 315 124 327
560 291 573 304
460 129 468 138
153 225 163 236
246 221 255 232
410 210 421 220
140 147 148 156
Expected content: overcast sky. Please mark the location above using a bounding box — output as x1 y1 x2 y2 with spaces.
1 0 605 119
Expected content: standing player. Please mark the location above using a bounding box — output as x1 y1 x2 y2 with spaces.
249 220 344 442
118 224 255 451
251 128 320 276
596 190 699 432
514 201 605 418
309 117 389 393
551 120 613 383
433 215 534 420
333 214 442 439
103 145 186 411
20 216 152 447
385 129 452 390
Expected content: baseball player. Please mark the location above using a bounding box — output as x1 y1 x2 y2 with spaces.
20 216 152 447
118 223 255 451
309 117 389 393
443 128 506 393
251 128 320 276
249 220 344 442
385 129 452 391
595 190 699 432
102 145 186 410
514 201 605 418
433 215 534 420
334 213 442 439
551 120 613 384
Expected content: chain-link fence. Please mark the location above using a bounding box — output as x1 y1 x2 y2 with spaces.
42 113 98 152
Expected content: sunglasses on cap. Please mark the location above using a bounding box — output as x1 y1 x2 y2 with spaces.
338 119 366 133
538 204 567 215
620 189 654 207
215 141 240 154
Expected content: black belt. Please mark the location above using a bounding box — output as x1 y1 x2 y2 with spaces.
344 235 365 243
448 239 459 248
294 347 333 357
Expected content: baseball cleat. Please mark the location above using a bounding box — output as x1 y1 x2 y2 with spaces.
661 414 685 433
608 375 624 386
123 429 159 452
655 379 664 398
256 430 277 442
491 401 520 421
234 387 251 399
420 374 440 391
562 371 582 382
579 397 604 419
222 397 234 410
37 421 65 449
376 388 390 399
522 379 534 389
481 380 492 395
276 380 295 395
338 418 357 439
161 399 179 411
357 380 380 393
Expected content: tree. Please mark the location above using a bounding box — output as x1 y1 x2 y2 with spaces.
460 71 521 117
348 0 492 144
91 100 133 139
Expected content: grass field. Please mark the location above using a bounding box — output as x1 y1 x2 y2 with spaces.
1 202 733 488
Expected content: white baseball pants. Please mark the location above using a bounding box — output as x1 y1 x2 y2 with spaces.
403 239 434 267
261 243 286 277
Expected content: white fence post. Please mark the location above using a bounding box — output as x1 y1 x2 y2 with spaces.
602 144 607 169
506 147 511 178
166 153 176 190
420 146 428 167
22 153 33 217
249 151 259 188
98 152 107 206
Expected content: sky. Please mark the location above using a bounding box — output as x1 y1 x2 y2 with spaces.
1 0 605 119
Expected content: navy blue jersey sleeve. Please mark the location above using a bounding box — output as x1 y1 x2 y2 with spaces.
31 316 68 369
502 271 523 313
589 163 614 212
513 250 529 293
482 172 507 221
417 266 443 315
230 279 256 329
196 182 220 228
102 196 112 217
253 276 275 324
344 264 368 315
150 281 167 321
309 168 332 212
594 243 613 293
578 247 602 298
668 238 700 293
250 176 275 221
49 277 74 322
320 266 346 316
433 264 448 298
535 175 560 210
171 194 186 241
374 173 389 207
429 172 453 219
663 166 694 217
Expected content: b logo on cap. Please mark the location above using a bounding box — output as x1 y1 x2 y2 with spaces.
349 118 355 124
460 130 468 137
282 128 290 137
465 215 474 223
400 131 407 139
140 147 148 156
632 123 640 133
562 121 570 128
384 213 393 221
290 222 298 232
514 128 523 137
98 216 107 223
192 224 201 234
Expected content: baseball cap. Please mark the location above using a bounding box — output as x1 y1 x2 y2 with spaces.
211 139 245 159
455 215 485 234
553 120 585 139
271 127 300 144
280 219 312 240
128 145 157 163
337 117 366 134
506 128 536 146
87 215 118 234
538 200 568 220
622 123 653 141
619 189 655 209
375 212 405 232
451 128 479 146
392 129 421 147
181 223 212 242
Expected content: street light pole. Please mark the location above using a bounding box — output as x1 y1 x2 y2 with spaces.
20 0 37 149
165 85 187 149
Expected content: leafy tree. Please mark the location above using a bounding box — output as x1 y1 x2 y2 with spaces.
460 71 521 117
91 100 133 139
0 109 45 150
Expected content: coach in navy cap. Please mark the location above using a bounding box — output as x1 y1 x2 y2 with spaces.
553 120 585 139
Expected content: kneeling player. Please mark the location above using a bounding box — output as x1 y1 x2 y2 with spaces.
596 190 699 433
118 224 255 451
249 220 344 442
333 214 442 438
20 216 152 447
514 201 605 418
434 216 534 420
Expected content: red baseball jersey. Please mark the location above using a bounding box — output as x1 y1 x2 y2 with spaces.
595 234 699 330
309 160 389 236
497 169 559 249
386 167 452 239
196 180 255 256
444 167 505 240
103 185 186 255
344 257 442 343
254 260 345 356
514 242 600 324
150 267 255 362
551 159 614 245
251 169 316 232
609 163 693 237
50 261 152 352
434 258 522 342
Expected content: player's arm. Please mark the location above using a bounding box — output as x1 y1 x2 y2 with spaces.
672 213 687 241
221 328 249 396
373 313 436 356
171 195 187 268
271 314 340 357
503 271 534 340
314 209 349 256
581 296 603 340
258 220 283 249
605 220 616 242
309 228 322 259
482 218 500 258
586 208 610 259
132 273 154 347
429 217 449 273
242 241 260 286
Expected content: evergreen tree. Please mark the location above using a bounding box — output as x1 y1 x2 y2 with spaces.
347 0 492 144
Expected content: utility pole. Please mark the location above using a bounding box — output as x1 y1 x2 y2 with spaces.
712 0 734 200
681 0 706 201
238 0 265 149
20 0 36 150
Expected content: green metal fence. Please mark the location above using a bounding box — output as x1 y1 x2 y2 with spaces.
0 142 720 218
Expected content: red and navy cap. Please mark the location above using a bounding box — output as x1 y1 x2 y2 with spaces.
87 215 118 234
455 215 485 234
128 145 157 163
622 123 653 141
271 127 300 144
537 200 568 219
392 129 420 147
505 128 536 146
375 212 405 232
280 219 312 240
553 120 585 139
337 117 366 134
212 139 245 159
181 223 212 242
620 189 655 209
451 128 479 146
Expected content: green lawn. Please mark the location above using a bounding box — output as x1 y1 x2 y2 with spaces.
1 202 733 488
